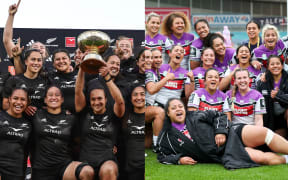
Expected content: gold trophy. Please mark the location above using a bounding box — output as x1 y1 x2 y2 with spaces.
77 31 110 74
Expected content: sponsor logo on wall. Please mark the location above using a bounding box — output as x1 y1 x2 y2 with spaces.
65 37 76 47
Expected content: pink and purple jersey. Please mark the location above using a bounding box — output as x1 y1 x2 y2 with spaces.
145 33 172 64
169 33 195 70
226 89 266 125
155 64 190 105
187 88 230 112
190 38 204 62
145 69 159 105
252 39 286 72
223 65 261 89
214 48 236 72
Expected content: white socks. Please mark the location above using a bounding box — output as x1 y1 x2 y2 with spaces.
282 155 288 164
153 135 158 146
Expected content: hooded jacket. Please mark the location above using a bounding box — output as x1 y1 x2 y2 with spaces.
257 70 288 130
157 110 258 169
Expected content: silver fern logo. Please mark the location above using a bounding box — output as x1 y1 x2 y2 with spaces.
46 37 57 44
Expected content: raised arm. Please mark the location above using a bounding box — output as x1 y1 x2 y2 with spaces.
146 69 174 95
12 37 25 74
75 68 86 112
3 0 21 58
185 71 195 100
219 66 238 91
99 66 125 118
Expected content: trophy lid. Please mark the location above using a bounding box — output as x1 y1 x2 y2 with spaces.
77 30 110 54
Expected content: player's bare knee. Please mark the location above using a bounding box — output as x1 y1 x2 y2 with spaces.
156 107 165 119
99 162 118 179
79 166 94 179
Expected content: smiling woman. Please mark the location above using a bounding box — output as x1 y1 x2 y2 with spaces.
251 24 286 72
157 98 288 169
31 85 94 180
161 12 194 70
257 55 288 137
75 62 125 180
226 69 265 126
153 45 193 108
219 45 261 91
145 12 172 64
7 49 50 117
204 33 236 73
118 85 145 180
48 48 78 113
0 85 32 179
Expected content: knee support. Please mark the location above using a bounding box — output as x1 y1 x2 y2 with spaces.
265 129 274 146
75 162 90 180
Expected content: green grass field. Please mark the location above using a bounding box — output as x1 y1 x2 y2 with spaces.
145 149 288 180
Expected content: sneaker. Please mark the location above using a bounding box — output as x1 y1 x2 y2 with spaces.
152 144 159 153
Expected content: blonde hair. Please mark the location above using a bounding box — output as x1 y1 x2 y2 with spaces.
146 12 160 23
160 12 191 37
262 24 280 43
145 12 161 33
115 36 134 48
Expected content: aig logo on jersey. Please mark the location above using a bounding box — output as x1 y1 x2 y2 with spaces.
44 125 62 135
90 122 107 132
130 126 144 135
7 127 24 137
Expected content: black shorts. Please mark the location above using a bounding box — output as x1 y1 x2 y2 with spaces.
32 160 71 180
88 158 118 180
274 113 287 130
233 123 271 152
232 123 246 145
154 101 165 109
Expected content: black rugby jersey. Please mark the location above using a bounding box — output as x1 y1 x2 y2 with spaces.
49 71 78 113
0 111 31 176
31 109 76 169
122 111 144 172
15 74 49 109
79 107 119 168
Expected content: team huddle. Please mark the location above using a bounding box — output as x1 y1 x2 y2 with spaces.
145 11 288 168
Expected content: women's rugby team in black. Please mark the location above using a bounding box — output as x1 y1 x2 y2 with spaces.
2 0 288 180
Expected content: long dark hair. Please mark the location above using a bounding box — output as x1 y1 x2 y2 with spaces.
265 55 284 89
204 68 219 81
204 33 224 49
161 98 185 132
235 45 252 64
122 84 145 129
